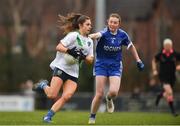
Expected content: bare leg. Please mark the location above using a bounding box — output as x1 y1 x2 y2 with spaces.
163 84 177 116
106 76 121 113
43 79 77 122
51 80 77 112
90 76 107 114
107 76 121 99
43 76 63 99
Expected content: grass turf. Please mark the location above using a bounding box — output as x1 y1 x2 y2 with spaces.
0 111 179 125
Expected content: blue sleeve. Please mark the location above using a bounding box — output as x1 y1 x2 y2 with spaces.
121 32 132 46
99 27 108 38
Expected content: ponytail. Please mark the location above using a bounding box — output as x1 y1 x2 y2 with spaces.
58 13 90 34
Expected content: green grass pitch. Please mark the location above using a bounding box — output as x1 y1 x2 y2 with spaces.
0 111 179 125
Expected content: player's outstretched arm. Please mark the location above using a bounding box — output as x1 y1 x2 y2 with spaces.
129 44 144 71
88 32 101 40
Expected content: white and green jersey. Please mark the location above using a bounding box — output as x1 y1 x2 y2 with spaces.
50 31 94 78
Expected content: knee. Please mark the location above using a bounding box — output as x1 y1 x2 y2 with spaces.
47 91 58 99
47 94 57 99
164 90 174 101
61 94 73 102
165 89 173 96
95 92 104 100
166 94 174 102
109 91 118 98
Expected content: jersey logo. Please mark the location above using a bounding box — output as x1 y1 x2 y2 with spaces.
57 69 63 76
87 41 91 47
104 45 121 52
111 37 116 44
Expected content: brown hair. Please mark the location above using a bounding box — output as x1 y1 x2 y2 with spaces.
108 13 121 23
58 13 90 34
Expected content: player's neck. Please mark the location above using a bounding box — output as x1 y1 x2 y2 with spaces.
79 30 87 37
109 29 118 35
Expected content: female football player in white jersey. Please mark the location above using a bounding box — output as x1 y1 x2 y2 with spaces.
88 13 144 124
33 13 94 123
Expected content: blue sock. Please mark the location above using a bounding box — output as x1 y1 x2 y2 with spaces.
41 84 47 89
46 109 55 118
40 80 48 89
90 113 96 119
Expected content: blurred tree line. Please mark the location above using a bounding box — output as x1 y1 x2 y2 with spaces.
1 0 179 93
0 0 95 92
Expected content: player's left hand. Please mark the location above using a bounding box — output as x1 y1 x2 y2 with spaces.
137 61 144 71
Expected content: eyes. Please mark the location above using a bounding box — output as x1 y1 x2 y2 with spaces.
108 17 120 26
85 23 92 27
84 22 92 28
109 20 119 25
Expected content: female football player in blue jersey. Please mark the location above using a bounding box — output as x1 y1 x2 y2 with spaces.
88 13 144 124
32 13 94 123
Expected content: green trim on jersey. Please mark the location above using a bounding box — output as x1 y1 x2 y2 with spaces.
75 31 86 47
76 35 83 46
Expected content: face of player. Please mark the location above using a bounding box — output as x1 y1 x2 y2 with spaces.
107 17 120 33
79 19 92 36
164 43 173 51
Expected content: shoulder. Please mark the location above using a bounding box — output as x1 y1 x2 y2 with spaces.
118 29 129 37
87 37 93 44
66 31 79 37
100 27 109 35
155 51 162 57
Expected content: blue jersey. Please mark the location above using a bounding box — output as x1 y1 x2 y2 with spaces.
96 27 132 63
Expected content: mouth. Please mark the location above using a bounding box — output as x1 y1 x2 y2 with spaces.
109 27 115 31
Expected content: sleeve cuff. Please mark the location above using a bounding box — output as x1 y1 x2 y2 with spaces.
127 42 133 50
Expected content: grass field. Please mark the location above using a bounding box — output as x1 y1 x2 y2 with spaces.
0 111 180 125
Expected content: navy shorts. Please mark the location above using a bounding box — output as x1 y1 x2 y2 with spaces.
53 67 78 83
94 61 123 77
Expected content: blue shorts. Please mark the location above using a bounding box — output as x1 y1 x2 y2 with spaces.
94 61 123 77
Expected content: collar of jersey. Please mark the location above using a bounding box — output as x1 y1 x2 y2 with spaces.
162 49 174 57
107 27 118 35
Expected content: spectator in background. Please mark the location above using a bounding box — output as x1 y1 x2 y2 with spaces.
152 38 180 117
32 13 94 123
131 87 141 100
20 80 35 97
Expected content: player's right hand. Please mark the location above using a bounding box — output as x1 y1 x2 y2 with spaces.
137 61 144 71
152 70 158 76
67 47 80 58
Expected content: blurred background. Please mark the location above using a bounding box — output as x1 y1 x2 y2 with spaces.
0 0 180 112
